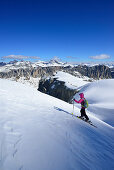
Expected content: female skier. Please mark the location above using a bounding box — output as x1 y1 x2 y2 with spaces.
73 93 89 121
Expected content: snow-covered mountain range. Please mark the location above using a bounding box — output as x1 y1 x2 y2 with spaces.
0 59 114 70
0 78 114 170
0 60 113 89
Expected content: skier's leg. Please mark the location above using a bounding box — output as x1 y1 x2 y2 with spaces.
79 109 82 118
84 109 89 120
80 108 84 117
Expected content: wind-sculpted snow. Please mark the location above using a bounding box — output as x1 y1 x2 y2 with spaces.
0 79 114 170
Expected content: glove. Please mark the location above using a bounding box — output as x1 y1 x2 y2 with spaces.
73 98 75 101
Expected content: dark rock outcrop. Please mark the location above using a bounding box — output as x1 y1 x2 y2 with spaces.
110 67 114 78
0 66 63 79
38 77 78 103
70 65 112 79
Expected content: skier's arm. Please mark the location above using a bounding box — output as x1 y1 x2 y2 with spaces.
74 98 83 103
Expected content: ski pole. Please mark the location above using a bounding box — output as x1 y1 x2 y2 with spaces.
72 99 74 115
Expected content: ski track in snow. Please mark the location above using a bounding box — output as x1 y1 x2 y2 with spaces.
0 79 114 170
1 119 23 170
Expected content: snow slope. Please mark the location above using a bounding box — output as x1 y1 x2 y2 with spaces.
53 71 91 89
0 79 114 170
74 79 114 126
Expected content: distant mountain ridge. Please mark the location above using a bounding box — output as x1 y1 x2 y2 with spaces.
0 60 113 79
1 59 114 68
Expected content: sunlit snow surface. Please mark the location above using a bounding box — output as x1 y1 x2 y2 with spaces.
0 79 114 170
53 71 91 89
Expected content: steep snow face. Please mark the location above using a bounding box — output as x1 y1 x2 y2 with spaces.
53 71 91 89
0 79 114 170
74 79 114 126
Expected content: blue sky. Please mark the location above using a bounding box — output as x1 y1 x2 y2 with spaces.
0 0 114 62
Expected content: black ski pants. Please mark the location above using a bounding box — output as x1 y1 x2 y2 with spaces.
80 108 89 120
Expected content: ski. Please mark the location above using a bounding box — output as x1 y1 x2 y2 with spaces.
76 116 97 128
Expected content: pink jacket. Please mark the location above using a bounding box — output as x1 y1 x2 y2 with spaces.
74 93 85 109
74 98 84 104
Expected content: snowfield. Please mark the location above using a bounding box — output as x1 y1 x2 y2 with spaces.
0 79 114 170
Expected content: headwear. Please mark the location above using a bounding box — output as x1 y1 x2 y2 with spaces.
79 93 84 98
